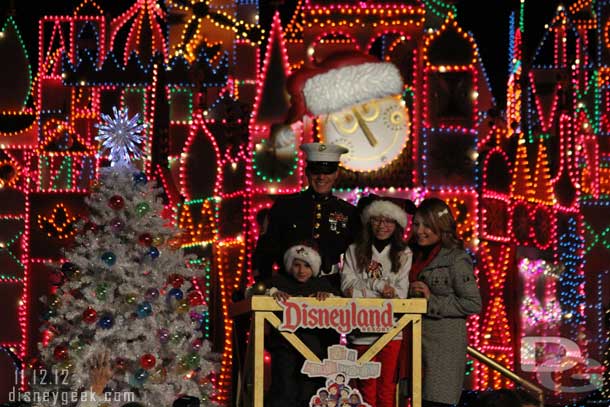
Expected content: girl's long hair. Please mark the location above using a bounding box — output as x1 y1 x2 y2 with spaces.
355 221 407 274
408 197 463 250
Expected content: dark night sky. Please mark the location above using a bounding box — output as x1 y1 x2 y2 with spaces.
1 0 566 110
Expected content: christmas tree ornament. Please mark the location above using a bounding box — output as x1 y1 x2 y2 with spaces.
110 217 125 233
125 293 138 305
157 328 170 344
83 307 98 324
132 368 149 386
187 291 204 306
136 202 151 217
187 353 200 369
152 235 164 246
96 283 108 300
101 251 117 266
138 233 153 246
171 332 183 344
140 354 156 370
137 301 153 318
98 313 114 329
191 338 203 351
168 274 185 288
133 171 148 186
145 288 160 301
53 345 69 361
168 288 184 301
108 195 125 210
148 247 160 259
176 299 190 313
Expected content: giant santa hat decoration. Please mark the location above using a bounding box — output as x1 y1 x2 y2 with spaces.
272 51 404 148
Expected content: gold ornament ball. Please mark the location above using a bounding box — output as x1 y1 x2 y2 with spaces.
176 299 190 313
153 236 164 246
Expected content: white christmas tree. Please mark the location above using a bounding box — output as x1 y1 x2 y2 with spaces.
31 108 218 406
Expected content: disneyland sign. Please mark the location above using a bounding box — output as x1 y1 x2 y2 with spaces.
278 299 394 334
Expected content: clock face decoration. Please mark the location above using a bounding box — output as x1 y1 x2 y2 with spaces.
319 95 410 172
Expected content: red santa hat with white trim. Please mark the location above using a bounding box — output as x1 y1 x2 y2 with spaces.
271 51 404 148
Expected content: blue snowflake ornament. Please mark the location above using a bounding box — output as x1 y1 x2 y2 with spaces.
95 106 147 166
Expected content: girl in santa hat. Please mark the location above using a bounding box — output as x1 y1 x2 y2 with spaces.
340 197 412 407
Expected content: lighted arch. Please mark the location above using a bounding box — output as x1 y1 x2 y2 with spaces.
423 14 478 68
482 147 512 195
179 112 222 200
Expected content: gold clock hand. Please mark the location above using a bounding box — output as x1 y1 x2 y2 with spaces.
352 108 378 147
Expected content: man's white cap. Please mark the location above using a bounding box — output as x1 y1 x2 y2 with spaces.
300 143 348 162
300 143 349 173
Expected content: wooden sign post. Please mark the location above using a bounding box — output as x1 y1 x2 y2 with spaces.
230 297 427 407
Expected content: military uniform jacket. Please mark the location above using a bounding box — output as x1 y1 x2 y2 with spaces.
253 188 358 282
415 247 482 405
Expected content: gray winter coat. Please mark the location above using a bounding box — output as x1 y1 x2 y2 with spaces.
417 247 482 405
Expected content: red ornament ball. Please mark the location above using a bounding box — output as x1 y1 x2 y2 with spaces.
187 291 204 306
83 307 98 324
138 233 153 246
53 345 69 361
108 195 125 210
168 274 184 288
140 353 156 370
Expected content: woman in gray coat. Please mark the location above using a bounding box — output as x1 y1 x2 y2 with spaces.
408 198 482 407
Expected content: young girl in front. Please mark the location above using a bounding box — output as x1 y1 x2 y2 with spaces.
341 198 412 407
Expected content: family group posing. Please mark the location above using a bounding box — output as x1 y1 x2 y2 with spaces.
252 143 482 407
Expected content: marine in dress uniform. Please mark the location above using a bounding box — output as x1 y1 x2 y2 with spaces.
253 143 358 289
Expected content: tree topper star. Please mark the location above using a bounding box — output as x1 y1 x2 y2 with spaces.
95 106 147 166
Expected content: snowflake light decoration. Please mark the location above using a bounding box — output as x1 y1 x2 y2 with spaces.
95 106 147 166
